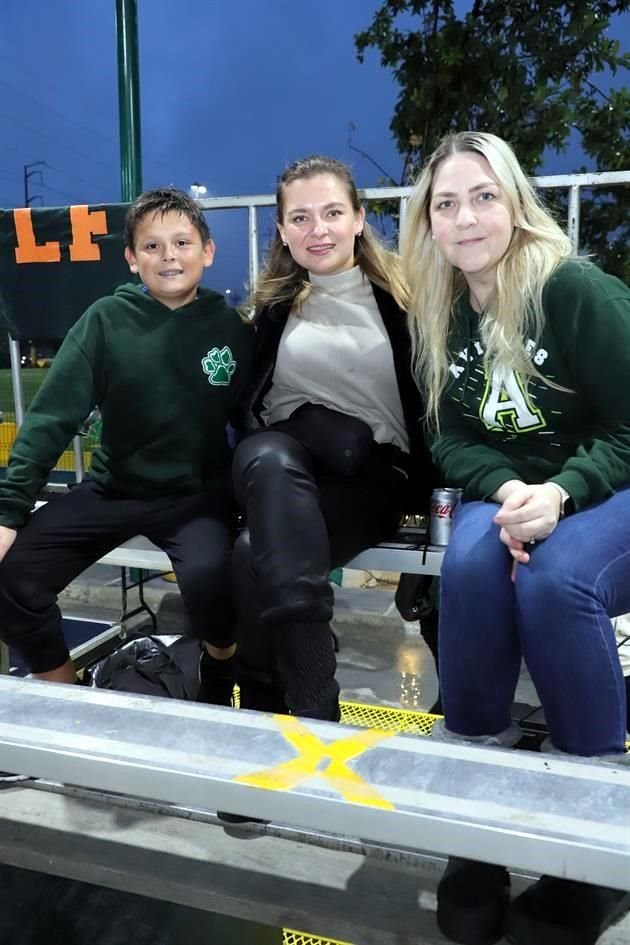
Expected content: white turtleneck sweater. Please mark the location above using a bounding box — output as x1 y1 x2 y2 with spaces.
261 265 409 452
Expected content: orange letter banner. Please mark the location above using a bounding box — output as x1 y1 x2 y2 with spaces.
14 208 61 264
69 205 108 262
0 203 131 341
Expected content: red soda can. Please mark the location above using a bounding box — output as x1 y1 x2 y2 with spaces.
430 488 463 545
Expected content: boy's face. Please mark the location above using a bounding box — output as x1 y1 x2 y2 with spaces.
124 210 215 310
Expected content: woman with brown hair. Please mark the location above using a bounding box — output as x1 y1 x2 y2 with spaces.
232 155 434 722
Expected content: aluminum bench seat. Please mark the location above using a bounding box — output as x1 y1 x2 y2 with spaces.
97 532 445 576
0 677 628 893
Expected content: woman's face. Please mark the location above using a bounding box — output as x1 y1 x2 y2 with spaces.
277 173 365 276
429 152 514 287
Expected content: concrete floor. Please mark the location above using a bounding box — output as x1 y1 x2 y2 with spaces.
57 570 541 715
0 862 280 945
332 584 540 713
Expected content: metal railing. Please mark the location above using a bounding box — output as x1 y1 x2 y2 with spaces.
195 170 630 289
4 169 629 484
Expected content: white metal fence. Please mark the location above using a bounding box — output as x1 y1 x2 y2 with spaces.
5 169 630 484
195 170 630 291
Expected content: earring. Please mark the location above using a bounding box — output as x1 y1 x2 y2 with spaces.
130 264 138 272
282 241 288 247
431 234 435 241
357 230 363 237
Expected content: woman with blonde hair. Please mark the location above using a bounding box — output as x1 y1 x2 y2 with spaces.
231 155 434 722
400 131 630 945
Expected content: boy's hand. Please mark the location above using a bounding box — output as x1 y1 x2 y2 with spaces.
0 526 17 563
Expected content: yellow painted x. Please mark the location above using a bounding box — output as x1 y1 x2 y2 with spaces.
234 714 395 809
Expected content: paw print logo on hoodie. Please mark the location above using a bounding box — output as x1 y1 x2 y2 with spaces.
201 346 236 386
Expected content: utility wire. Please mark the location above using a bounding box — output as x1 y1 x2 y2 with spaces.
0 141 111 194
0 70 177 176
40 181 75 201
0 169 23 186
0 107 119 173
43 161 113 193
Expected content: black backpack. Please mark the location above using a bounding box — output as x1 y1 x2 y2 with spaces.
90 635 201 701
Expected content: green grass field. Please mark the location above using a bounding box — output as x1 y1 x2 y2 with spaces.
0 368 49 414
0 367 95 472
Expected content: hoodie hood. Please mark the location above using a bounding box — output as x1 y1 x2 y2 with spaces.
113 281 226 316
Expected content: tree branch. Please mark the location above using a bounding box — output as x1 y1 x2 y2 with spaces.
583 77 614 104
347 123 398 183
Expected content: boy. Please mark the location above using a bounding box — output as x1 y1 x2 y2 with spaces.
0 188 252 768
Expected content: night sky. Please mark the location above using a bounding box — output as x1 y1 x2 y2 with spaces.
1 0 628 295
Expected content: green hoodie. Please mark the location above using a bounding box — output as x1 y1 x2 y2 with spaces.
432 261 630 511
0 283 253 528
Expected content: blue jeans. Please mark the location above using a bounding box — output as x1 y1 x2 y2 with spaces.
439 489 630 755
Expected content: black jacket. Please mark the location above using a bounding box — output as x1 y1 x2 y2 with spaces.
238 282 435 514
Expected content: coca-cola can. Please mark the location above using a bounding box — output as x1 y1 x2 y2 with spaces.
430 487 463 546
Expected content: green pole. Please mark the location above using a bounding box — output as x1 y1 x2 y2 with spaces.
115 0 142 201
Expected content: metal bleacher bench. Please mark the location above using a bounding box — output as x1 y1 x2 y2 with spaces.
96 525 443 622
11 517 627 941
55 519 444 670
98 525 444 578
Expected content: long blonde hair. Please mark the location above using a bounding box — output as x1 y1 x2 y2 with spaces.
251 155 409 314
399 132 573 426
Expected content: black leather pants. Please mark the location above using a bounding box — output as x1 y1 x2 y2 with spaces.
232 431 404 717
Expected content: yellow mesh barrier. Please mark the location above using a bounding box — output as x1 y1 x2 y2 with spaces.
0 420 97 471
283 930 355 945
233 687 440 735
0 420 17 467
340 700 439 735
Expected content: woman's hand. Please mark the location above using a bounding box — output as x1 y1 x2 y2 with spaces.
494 483 563 580
493 482 563 543
498 528 531 581
0 525 17 563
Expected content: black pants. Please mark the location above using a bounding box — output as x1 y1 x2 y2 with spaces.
232 431 404 707
0 480 236 673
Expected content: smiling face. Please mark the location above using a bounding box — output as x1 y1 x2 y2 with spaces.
429 151 514 298
277 173 365 276
124 210 215 309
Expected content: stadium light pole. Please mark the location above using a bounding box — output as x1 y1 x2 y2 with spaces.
189 183 208 200
115 0 142 201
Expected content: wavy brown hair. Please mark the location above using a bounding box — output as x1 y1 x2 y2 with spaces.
251 155 408 314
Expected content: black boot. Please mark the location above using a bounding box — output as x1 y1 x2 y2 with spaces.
238 677 288 714
504 876 630 945
272 620 340 721
437 857 511 945
197 649 235 707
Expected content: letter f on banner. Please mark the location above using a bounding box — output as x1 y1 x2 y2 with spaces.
480 367 545 433
69 206 108 261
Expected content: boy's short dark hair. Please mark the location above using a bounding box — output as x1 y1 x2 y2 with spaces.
124 187 211 248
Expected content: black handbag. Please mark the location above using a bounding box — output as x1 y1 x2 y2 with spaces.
90 635 202 701
271 402 374 477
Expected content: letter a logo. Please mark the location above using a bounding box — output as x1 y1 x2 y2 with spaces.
480 367 545 433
